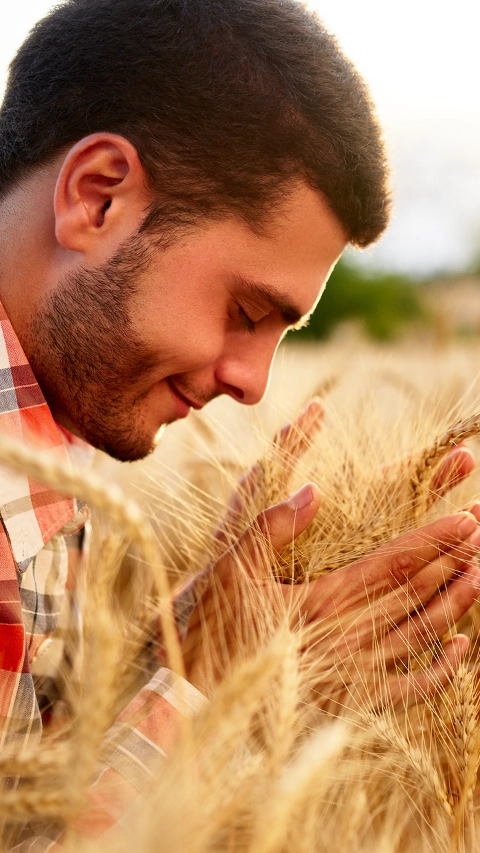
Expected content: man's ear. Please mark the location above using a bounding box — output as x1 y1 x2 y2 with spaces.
54 133 151 256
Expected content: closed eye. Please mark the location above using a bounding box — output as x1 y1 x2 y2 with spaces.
237 305 256 334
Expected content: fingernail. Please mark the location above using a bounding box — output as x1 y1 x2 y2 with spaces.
286 484 314 510
469 503 480 522
458 512 478 538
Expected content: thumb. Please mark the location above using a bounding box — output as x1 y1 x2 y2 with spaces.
233 483 321 578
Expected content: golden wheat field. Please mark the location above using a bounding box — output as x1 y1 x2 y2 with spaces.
5 333 480 852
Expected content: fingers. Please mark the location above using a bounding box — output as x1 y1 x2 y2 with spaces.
214 398 323 548
429 444 476 505
299 510 480 625
300 516 480 663
219 483 321 581
274 398 324 459
307 546 478 660
380 558 480 663
371 526 480 621
380 634 469 710
186 480 321 689
335 507 480 602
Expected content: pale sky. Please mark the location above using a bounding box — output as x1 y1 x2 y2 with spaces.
1 1 480 275
308 0 480 127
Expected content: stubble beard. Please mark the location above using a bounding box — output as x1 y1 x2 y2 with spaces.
25 235 165 462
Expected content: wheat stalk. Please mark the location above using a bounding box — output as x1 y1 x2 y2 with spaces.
0 433 184 682
1 342 480 852
248 723 347 853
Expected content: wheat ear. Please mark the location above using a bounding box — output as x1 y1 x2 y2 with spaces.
412 411 480 516
0 434 184 682
450 662 480 848
248 723 347 853
0 744 68 777
367 714 453 817
452 664 478 803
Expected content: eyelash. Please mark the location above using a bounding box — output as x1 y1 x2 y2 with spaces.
237 305 256 334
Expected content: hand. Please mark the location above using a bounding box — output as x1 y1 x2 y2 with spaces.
185 400 478 706
183 490 480 713
215 399 475 555
213 397 324 551
300 506 480 711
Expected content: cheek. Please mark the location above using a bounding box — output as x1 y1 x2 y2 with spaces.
145 313 227 371
130 279 228 367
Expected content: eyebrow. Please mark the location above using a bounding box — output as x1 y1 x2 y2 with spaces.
235 276 306 327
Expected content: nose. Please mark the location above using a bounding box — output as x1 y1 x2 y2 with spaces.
214 336 281 405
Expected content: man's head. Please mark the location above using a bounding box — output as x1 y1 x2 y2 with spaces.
0 0 389 246
0 0 390 461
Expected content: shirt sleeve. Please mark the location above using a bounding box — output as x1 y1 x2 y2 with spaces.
9 667 206 851
171 565 212 642
72 666 206 843
8 569 210 850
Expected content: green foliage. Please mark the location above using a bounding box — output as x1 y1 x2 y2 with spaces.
468 251 480 278
292 259 425 342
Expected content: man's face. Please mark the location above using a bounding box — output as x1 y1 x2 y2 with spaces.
25 183 346 461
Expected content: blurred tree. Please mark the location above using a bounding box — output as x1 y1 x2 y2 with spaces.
468 251 480 278
292 258 425 342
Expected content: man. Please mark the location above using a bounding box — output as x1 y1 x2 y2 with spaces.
0 0 479 847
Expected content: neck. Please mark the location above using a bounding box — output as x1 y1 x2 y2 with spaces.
0 167 59 341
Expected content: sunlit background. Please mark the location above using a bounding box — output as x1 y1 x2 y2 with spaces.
1 1 479 278
306 0 480 277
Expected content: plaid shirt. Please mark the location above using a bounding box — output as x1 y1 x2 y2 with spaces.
0 304 207 850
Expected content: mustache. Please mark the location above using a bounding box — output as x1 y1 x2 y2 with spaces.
171 379 220 408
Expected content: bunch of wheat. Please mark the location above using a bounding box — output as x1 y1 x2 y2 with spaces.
2 340 480 851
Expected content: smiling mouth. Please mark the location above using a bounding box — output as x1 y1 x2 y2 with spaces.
168 380 204 411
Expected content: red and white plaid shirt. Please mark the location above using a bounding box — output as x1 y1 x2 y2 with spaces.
0 303 207 850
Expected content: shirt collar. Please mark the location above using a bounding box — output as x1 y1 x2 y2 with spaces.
0 302 90 572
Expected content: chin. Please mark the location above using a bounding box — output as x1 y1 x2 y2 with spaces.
84 425 158 463
106 424 169 462
105 442 157 463
74 399 172 462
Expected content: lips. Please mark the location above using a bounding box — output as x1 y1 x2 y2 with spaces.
168 380 204 414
